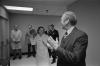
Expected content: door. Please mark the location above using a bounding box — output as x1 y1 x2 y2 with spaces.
0 17 3 65
0 5 10 66
0 17 10 66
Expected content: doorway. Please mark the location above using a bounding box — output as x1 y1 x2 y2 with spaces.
0 5 10 66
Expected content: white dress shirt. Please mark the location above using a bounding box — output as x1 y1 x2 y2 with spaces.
63 26 75 38
67 26 75 35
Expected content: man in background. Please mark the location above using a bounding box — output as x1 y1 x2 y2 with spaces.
46 24 59 64
11 25 22 60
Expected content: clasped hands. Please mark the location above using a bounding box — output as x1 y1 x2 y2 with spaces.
47 36 59 50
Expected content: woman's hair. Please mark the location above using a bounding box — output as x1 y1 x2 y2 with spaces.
37 26 45 34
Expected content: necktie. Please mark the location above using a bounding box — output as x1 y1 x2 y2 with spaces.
64 32 68 38
65 32 68 35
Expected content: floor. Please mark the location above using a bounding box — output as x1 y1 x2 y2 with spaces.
10 55 57 66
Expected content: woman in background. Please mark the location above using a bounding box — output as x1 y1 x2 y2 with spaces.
34 26 51 66
25 25 37 57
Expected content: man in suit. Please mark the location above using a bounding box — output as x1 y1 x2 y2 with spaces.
48 11 88 66
46 24 59 64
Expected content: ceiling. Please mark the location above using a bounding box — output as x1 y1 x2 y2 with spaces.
1 0 78 16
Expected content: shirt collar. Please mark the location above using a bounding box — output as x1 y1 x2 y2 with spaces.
67 26 75 35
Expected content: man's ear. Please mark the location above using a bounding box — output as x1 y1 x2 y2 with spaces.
69 19 77 26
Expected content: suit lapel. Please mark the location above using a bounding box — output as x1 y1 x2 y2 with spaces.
60 27 78 49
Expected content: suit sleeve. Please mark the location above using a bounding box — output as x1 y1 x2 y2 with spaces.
56 34 88 63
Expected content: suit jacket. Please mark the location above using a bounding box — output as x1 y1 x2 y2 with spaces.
46 29 59 41
56 27 88 66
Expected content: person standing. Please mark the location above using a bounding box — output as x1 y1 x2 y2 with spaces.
25 25 37 57
48 11 88 66
29 26 37 57
34 26 51 66
11 25 22 60
46 24 59 64
45 25 52 58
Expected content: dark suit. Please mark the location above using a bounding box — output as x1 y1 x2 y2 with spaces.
56 27 88 66
45 29 59 41
46 29 59 62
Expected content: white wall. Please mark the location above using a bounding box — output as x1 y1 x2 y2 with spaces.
68 0 100 66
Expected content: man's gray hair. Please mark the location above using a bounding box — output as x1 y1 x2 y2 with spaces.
61 11 76 20
61 11 77 26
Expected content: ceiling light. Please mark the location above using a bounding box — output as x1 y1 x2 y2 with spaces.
4 5 33 11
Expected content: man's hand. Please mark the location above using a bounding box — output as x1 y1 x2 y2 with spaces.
47 36 59 50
